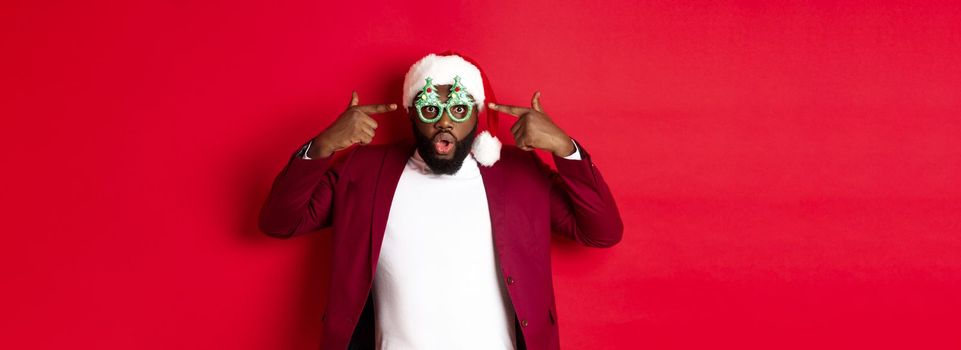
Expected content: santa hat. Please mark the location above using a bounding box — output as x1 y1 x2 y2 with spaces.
402 51 502 166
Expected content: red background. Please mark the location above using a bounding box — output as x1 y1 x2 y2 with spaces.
3 1 960 349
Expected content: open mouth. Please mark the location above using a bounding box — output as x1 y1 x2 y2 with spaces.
433 132 456 155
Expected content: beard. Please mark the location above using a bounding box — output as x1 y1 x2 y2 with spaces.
412 122 477 175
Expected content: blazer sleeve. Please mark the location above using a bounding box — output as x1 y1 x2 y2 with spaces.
257 139 354 239
540 139 624 248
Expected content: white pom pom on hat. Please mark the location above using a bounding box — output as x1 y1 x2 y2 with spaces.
402 51 502 166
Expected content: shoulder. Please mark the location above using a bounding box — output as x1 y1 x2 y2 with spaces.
342 141 413 159
336 141 413 172
487 145 555 194
494 144 551 175
351 143 395 157
499 144 541 163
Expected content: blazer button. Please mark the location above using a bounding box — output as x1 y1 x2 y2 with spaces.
507 276 515 285
521 319 529 327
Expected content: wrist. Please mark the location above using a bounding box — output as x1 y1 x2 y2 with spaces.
310 135 335 159
552 136 575 157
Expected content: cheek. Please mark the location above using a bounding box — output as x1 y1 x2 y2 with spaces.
416 123 433 136
455 120 477 139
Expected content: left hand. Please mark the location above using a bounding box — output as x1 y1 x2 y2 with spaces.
488 91 575 157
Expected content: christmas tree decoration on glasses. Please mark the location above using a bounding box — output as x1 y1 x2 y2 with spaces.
414 76 475 123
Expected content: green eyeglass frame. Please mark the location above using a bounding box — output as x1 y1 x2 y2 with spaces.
413 76 475 123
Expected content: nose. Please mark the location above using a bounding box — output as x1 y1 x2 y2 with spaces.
434 109 454 131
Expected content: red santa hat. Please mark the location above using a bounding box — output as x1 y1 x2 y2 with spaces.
402 51 502 166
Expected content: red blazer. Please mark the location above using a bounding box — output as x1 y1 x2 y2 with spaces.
259 138 623 350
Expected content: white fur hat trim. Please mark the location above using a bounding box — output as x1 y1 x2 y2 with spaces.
403 54 486 111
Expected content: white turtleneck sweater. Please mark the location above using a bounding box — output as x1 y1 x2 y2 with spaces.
375 152 513 349
301 141 580 349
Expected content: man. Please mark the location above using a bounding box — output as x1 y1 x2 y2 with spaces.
259 53 623 350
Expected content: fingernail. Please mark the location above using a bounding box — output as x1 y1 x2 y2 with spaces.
390 104 397 109
488 102 496 108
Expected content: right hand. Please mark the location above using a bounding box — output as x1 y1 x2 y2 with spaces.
310 91 397 158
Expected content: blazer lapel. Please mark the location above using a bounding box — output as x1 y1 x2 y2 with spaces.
478 162 508 266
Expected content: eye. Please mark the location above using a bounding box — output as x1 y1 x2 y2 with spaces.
426 106 437 113
454 106 465 113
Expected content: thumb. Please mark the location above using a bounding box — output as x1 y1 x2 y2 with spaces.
349 91 359 107
532 91 543 112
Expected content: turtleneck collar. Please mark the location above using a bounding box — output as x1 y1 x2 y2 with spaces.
408 149 480 178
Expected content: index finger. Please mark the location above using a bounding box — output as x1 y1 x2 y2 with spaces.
488 102 531 117
355 103 398 115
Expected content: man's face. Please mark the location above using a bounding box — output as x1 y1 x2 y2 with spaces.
409 84 479 175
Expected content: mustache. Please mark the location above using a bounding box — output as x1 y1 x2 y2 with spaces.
431 130 456 140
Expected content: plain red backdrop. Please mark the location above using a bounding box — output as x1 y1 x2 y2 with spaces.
2 1 960 349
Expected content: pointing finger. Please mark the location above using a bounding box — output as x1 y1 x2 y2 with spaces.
531 91 543 112
488 102 530 117
349 91 359 107
356 103 398 115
